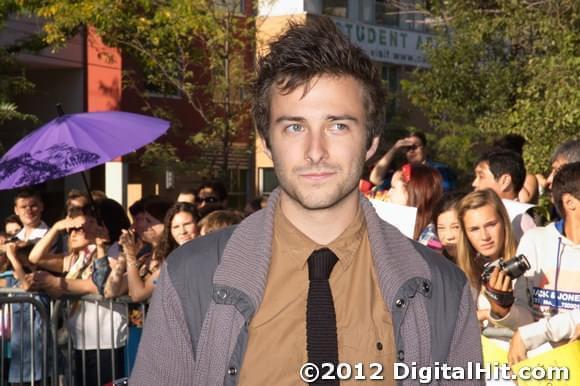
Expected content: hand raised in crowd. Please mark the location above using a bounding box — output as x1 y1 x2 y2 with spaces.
393 137 417 151
53 216 86 233
485 266 513 318
4 241 30 288
93 222 110 258
118 229 141 265
508 330 527 366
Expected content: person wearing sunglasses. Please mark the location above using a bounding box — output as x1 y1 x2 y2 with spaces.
26 206 127 386
193 180 228 217
369 131 457 193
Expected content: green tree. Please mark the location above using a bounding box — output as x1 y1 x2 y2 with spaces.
402 0 580 175
0 1 38 139
33 0 256 179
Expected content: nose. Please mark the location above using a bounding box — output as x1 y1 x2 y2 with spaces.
471 178 478 189
481 228 491 241
305 130 328 164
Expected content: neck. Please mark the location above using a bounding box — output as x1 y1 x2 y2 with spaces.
501 191 517 200
279 189 359 245
23 221 41 236
564 217 580 244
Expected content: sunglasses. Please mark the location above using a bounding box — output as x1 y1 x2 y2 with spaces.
66 226 86 235
405 144 420 152
195 196 218 204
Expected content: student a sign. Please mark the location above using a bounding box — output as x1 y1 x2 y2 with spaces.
333 18 433 68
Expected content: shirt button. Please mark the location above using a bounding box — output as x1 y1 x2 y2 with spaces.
422 282 431 293
216 289 228 300
397 350 405 361
395 298 406 308
376 342 383 351
228 367 237 375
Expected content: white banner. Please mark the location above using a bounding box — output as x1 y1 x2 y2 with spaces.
334 18 433 68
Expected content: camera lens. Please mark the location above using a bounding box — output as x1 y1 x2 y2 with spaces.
501 255 531 279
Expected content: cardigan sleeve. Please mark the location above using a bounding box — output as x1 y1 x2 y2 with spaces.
130 264 196 385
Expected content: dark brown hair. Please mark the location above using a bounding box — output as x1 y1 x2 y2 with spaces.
552 162 580 220
158 202 201 259
403 163 444 240
252 16 385 149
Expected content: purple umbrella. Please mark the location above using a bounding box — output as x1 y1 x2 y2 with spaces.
0 111 170 190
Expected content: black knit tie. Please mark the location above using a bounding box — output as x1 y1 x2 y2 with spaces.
307 248 339 385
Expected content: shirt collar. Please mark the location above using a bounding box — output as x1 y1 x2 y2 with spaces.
274 200 366 271
15 221 48 241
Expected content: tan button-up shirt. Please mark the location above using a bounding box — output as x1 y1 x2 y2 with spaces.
239 202 395 385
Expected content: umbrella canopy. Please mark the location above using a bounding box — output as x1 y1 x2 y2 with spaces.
0 111 170 190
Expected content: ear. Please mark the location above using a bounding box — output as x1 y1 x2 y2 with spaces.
562 193 577 212
260 136 272 161
365 136 380 161
498 174 513 193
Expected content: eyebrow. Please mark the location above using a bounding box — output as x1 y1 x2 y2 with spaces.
273 114 359 124
326 114 359 122
274 116 305 124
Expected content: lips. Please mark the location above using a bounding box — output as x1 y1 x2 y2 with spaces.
300 171 336 181
480 243 494 250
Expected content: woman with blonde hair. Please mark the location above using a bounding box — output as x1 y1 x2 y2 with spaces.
456 188 517 324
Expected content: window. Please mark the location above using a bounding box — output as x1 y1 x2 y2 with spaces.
228 168 248 210
375 0 400 27
382 64 400 120
259 168 278 195
322 0 348 18
382 64 400 93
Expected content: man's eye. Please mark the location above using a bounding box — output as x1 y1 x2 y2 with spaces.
331 123 348 131
286 123 303 133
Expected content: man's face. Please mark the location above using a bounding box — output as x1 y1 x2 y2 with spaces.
404 135 426 164
472 162 503 197
195 187 221 209
265 74 378 210
546 156 566 191
14 197 43 228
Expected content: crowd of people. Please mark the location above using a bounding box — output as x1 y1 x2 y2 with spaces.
0 182 248 385
365 136 580 372
0 15 579 386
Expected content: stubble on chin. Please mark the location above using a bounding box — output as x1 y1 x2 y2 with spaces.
274 166 364 211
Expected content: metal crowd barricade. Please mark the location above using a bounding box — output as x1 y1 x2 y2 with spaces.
0 288 146 386
0 288 52 386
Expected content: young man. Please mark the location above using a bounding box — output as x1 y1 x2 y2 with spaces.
370 131 457 192
486 162 580 363
13 189 48 242
472 148 534 241
131 18 481 385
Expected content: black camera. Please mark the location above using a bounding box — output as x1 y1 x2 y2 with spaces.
481 254 531 283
